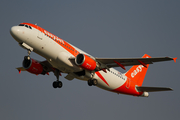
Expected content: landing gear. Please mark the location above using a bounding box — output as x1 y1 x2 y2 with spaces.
23 49 32 60
53 81 63 88
27 50 31 60
24 49 32 60
23 49 32 68
24 56 30 61
88 79 98 86
88 80 92 86
53 69 63 89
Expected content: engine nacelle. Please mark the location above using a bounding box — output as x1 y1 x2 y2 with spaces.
75 54 97 71
23 56 44 75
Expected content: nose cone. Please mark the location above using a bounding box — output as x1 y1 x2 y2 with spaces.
10 26 23 42
10 26 19 37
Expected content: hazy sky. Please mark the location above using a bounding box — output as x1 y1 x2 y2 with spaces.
0 0 180 120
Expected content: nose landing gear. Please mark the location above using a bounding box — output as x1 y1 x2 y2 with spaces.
27 50 31 60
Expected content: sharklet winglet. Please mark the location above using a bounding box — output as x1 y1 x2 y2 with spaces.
173 57 177 63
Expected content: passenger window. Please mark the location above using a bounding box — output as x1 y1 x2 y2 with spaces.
29 26 32 29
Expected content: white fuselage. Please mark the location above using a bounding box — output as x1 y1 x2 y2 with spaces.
10 24 132 94
10 23 175 97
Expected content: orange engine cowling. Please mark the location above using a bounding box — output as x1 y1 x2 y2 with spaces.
75 54 97 71
23 57 44 75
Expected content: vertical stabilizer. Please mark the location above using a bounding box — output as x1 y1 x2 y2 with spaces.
125 54 151 86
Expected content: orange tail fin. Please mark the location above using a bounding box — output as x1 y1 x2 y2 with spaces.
125 54 151 86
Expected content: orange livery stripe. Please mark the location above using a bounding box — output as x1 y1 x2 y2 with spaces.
21 23 80 57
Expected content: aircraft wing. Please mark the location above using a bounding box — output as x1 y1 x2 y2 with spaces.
96 56 176 69
39 60 54 72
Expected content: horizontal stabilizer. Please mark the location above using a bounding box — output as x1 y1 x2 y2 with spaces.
136 86 173 92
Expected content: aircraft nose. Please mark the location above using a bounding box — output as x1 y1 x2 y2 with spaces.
10 26 19 37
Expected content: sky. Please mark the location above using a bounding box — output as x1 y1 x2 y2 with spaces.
0 0 180 120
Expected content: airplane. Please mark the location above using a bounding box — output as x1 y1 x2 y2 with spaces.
10 23 177 97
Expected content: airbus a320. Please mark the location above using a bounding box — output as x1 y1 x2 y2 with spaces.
10 23 177 97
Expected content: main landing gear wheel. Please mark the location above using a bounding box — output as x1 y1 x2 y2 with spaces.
53 69 63 89
24 49 32 60
24 56 30 60
88 80 93 86
88 79 98 86
53 81 63 88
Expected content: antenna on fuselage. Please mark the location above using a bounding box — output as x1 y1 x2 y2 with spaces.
35 23 37 25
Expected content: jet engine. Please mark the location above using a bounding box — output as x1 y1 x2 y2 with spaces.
22 56 44 75
75 54 97 71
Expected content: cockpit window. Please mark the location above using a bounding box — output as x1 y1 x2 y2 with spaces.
25 25 28 28
18 24 32 29
19 24 24 26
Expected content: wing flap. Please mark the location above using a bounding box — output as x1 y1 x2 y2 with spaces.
136 86 173 92
40 60 54 72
